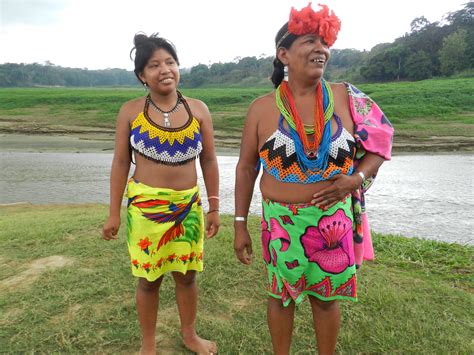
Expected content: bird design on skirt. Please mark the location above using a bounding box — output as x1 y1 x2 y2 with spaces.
132 192 201 250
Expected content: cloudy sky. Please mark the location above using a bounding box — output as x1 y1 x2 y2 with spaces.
0 0 467 70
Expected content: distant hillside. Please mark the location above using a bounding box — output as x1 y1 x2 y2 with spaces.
0 3 471 88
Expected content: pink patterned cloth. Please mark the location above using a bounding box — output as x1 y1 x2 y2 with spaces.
345 83 394 267
346 83 394 160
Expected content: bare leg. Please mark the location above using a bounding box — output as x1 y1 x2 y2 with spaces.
172 271 217 354
267 297 296 355
136 276 164 355
309 296 340 355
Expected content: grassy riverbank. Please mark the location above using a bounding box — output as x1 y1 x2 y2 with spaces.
0 78 473 152
0 204 472 354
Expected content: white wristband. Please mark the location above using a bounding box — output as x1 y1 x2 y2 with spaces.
357 171 366 183
235 216 246 222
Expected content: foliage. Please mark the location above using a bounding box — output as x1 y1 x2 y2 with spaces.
360 2 473 81
0 63 137 87
404 50 432 81
0 4 472 88
439 29 470 76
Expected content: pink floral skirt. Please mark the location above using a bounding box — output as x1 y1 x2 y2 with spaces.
261 196 357 306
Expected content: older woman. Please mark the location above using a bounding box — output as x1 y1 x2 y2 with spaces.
102 33 219 355
234 4 393 354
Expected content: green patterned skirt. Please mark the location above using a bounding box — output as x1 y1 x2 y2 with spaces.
261 196 357 306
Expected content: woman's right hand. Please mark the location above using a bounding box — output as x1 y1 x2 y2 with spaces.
102 215 121 241
234 227 253 265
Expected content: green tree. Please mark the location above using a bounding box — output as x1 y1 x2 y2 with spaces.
410 16 431 33
188 64 209 87
439 29 469 76
404 50 432 80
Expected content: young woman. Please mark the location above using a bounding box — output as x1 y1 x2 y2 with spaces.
102 33 219 355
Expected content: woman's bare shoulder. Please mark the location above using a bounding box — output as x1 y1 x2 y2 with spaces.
121 96 145 112
182 96 209 117
328 81 348 95
248 91 276 115
116 96 146 124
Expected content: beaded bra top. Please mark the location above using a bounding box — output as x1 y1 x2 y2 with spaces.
129 97 203 166
259 114 356 183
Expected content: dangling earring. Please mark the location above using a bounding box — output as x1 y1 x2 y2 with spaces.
143 82 148 91
283 66 288 81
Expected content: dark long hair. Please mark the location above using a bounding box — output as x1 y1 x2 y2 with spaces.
271 23 298 88
130 32 180 85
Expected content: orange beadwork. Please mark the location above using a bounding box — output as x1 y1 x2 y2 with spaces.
260 147 353 183
258 114 356 183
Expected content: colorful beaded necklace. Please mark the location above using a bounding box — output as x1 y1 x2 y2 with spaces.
276 79 334 171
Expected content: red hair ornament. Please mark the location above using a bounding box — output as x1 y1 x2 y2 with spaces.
286 3 341 47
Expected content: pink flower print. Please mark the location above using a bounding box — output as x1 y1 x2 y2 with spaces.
333 275 357 298
282 275 306 300
270 218 290 252
285 260 299 269
306 276 332 298
261 219 271 264
280 215 294 225
262 218 291 266
300 209 354 274
271 249 278 267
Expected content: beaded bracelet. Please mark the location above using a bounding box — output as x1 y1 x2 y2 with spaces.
207 209 219 214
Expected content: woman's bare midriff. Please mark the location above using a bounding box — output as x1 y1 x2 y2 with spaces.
260 172 332 204
132 154 198 190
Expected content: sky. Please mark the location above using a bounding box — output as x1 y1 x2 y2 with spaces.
0 0 468 70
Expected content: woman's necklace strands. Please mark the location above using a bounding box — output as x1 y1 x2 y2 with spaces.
276 80 333 157
147 93 182 128
276 79 333 172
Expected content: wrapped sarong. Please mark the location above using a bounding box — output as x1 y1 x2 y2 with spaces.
262 196 357 307
127 178 204 281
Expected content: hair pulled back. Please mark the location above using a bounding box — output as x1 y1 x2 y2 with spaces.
270 23 298 88
130 32 180 84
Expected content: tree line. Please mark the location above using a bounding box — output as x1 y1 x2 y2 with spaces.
0 3 471 88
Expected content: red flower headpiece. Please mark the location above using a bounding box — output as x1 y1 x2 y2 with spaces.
280 2 341 48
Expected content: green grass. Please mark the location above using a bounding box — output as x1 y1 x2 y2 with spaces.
0 78 472 145
0 205 472 354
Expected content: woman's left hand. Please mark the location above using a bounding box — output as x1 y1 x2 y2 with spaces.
206 211 220 239
311 174 361 209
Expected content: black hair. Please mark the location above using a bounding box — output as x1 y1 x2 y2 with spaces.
129 32 180 85
271 23 298 88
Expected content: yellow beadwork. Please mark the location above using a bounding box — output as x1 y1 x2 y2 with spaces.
131 113 201 145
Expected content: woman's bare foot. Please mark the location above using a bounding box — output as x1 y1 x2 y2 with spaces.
139 343 156 355
183 334 217 355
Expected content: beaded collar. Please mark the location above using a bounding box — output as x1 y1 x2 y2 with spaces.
129 96 203 166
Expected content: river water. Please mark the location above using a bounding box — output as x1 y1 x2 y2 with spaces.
1 152 473 245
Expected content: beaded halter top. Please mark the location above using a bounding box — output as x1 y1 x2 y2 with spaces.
129 96 203 166
259 114 356 183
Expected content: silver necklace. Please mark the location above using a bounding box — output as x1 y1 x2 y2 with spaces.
147 94 182 128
